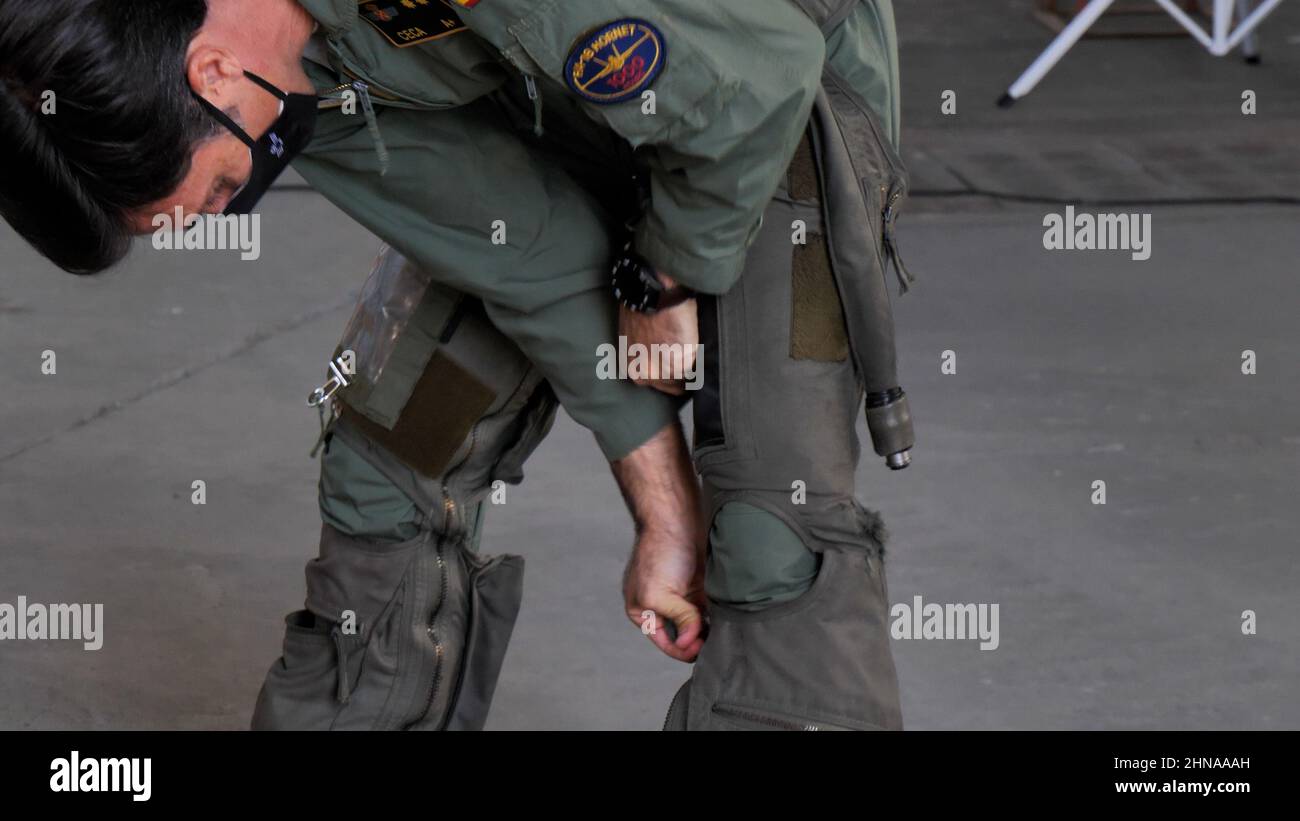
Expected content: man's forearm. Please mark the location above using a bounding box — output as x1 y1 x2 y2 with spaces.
609 420 701 541
612 419 708 662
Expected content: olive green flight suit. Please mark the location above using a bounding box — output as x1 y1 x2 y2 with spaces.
252 0 911 731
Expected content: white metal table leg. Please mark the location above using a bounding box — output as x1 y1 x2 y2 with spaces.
998 0 1120 106
1237 0 1260 61
1000 0 1284 105
1214 0 1235 51
1226 0 1286 49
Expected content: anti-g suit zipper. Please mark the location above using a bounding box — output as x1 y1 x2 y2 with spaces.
407 418 481 730
882 183 914 294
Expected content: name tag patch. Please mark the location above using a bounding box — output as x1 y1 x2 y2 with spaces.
358 0 468 48
565 19 666 105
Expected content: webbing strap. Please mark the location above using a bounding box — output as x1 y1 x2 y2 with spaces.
788 0 859 35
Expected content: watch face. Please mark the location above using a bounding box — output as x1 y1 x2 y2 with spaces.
612 255 659 312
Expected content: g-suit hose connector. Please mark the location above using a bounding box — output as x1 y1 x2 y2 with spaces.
866 387 913 470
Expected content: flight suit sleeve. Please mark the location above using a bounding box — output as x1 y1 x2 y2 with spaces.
458 0 827 295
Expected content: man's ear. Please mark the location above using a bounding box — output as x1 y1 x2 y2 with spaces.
186 44 244 106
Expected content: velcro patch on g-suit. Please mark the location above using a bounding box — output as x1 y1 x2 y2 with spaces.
342 350 497 479
358 0 469 48
565 19 667 105
792 233 850 363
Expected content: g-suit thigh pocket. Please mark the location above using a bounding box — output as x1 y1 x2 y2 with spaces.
252 524 430 731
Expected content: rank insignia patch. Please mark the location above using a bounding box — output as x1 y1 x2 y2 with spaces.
565 19 666 105
358 0 468 48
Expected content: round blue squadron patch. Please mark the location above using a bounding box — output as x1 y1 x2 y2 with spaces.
564 19 666 105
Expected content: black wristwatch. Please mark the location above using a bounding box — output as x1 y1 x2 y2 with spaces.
611 250 694 313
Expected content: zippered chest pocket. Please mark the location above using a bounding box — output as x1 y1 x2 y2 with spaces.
820 66 914 294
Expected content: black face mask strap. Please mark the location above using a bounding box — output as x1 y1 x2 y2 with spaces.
191 91 256 149
189 71 287 149
241 70 288 102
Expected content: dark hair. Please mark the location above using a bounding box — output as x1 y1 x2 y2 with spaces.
0 0 215 274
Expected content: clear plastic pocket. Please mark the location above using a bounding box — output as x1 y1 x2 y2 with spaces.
337 247 432 400
328 245 464 430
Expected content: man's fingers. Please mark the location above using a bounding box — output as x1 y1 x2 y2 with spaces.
652 595 702 643
627 595 705 662
625 368 685 394
647 625 703 662
645 378 686 396
627 609 689 660
647 625 697 662
626 360 690 393
618 300 700 397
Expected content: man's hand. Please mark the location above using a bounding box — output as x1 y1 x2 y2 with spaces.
618 273 698 396
610 421 707 662
623 527 707 663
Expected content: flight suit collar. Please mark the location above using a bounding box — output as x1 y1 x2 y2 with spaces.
294 0 360 39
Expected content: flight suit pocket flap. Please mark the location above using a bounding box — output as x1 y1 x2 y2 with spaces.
444 552 526 730
304 524 425 634
341 349 498 480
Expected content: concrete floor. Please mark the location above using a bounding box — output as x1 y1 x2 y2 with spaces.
1 1 1297 729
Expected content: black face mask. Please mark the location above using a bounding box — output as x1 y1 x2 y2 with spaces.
191 71 319 215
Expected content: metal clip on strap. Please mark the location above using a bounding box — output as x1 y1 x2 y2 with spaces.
308 359 352 408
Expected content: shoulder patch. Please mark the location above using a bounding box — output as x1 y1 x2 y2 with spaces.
564 19 666 105
358 0 468 48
